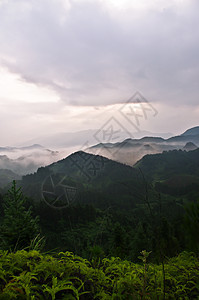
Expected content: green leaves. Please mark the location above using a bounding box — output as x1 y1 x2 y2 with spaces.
138 250 152 264
3 271 38 299
0 250 198 299
184 200 199 252
0 181 39 251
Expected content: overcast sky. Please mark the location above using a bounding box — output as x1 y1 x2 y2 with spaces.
0 0 199 146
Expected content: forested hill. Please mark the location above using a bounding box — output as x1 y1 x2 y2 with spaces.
20 151 143 208
23 151 137 183
135 148 199 180
1 149 199 264
20 148 199 203
135 148 199 198
0 169 21 188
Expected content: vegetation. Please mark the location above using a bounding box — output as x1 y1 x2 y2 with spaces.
135 148 199 181
0 169 21 189
0 151 198 260
0 149 199 298
0 249 198 299
0 181 39 251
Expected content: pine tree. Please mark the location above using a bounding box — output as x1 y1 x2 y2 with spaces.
184 200 199 253
0 180 39 251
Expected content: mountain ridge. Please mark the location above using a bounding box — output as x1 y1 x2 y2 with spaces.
181 126 199 136
86 126 199 166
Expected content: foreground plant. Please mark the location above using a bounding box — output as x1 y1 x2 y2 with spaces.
0 250 198 299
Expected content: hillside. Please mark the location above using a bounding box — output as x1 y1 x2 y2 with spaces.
135 148 199 197
0 146 198 266
182 126 199 136
86 127 199 166
135 148 199 179
183 142 198 151
0 169 21 188
20 147 199 211
20 151 143 209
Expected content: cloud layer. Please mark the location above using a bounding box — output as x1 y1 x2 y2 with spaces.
0 0 199 145
1 0 199 106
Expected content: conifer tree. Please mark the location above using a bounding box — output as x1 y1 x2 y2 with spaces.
184 200 199 253
0 180 39 251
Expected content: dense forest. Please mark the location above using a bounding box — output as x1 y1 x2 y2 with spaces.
0 149 199 298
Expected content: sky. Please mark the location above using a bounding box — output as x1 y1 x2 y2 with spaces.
0 0 199 146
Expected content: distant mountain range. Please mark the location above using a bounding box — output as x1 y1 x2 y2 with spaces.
85 126 199 166
0 144 43 152
21 129 173 148
0 144 60 177
18 146 199 206
181 126 199 136
1 126 199 189
6 128 198 261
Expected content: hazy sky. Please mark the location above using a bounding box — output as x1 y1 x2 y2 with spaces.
0 0 199 146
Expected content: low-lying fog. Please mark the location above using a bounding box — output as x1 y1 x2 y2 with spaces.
0 145 77 175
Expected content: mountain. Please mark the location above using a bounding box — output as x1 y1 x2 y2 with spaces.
0 169 21 188
22 147 199 209
86 137 178 166
0 144 43 152
86 126 199 166
135 148 199 197
183 142 198 151
167 125 199 144
0 145 60 175
181 126 199 136
17 148 199 259
131 130 173 139
135 148 199 179
22 130 100 148
21 130 173 148
166 134 199 144
20 151 144 209
2 125 199 181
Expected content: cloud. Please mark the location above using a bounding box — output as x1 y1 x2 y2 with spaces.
0 0 198 107
0 0 199 147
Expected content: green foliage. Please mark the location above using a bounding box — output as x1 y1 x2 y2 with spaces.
27 234 46 252
1 148 199 298
1 150 199 279
0 249 198 299
43 276 89 300
0 181 39 251
135 148 199 181
16 149 199 259
184 200 199 253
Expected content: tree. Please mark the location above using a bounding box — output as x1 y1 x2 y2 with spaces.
109 222 128 258
0 180 39 251
184 200 199 253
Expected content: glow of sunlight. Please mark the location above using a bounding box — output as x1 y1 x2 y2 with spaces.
0 67 59 104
